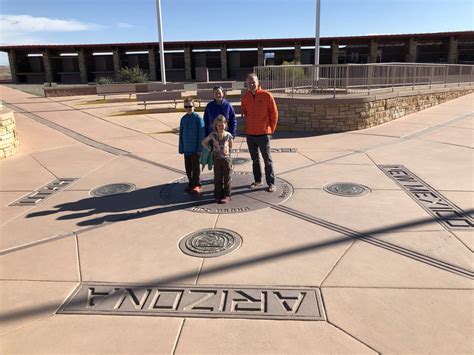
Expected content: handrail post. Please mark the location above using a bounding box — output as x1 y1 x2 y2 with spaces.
345 64 349 94
412 65 416 90
429 65 434 89
291 66 295 98
367 65 371 95
391 65 395 92
458 65 462 87
444 65 448 87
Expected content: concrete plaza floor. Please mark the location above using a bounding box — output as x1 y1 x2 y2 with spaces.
0 85 473 354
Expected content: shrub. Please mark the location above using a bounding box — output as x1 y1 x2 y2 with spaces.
118 66 150 83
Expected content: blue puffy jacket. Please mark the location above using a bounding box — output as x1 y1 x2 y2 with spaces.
179 112 204 155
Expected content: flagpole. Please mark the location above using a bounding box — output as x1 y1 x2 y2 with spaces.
156 0 166 84
315 0 321 81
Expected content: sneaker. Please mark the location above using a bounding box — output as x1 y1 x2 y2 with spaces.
250 181 262 188
215 198 221 203
219 197 229 204
190 186 201 195
268 184 276 192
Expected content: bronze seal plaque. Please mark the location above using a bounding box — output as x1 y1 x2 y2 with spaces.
179 228 243 257
90 183 136 197
323 182 370 197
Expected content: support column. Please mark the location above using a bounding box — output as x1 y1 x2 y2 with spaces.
113 48 122 81
148 47 157 81
405 38 418 63
43 49 54 83
369 40 378 63
7 50 18 84
184 45 192 81
257 44 264 67
448 36 458 64
220 44 228 80
294 42 301 64
78 49 88 83
331 41 339 64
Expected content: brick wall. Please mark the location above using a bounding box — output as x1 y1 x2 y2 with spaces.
275 87 473 133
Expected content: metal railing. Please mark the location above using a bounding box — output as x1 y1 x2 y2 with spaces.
254 63 474 97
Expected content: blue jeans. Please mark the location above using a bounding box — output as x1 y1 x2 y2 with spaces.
246 135 275 186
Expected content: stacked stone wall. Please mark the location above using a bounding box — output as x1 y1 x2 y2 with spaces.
275 88 473 133
0 106 19 159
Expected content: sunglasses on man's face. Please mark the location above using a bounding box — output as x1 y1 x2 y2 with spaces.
184 105 193 108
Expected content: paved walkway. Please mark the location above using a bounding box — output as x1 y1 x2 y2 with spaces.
0 85 473 354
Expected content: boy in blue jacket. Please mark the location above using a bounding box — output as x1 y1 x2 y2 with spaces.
179 97 205 194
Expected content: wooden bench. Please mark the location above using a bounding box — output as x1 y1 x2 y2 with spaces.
148 82 185 92
196 82 233 90
196 89 215 106
96 84 137 99
136 91 183 110
196 89 243 107
196 90 242 107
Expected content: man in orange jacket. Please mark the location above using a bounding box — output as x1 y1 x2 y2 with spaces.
241 73 278 192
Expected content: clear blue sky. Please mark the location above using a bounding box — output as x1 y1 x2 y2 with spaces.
0 0 473 64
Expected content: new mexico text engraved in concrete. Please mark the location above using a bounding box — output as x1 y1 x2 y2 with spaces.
379 164 473 229
58 284 326 321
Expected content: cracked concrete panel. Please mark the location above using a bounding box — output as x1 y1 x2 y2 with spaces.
368 139 474 191
322 237 472 288
77 209 215 284
198 208 354 287
283 189 444 234
0 236 79 281
0 280 77 335
13 113 77 154
323 288 473 354
282 163 400 190
66 155 182 191
0 190 111 251
174 318 377 354
0 313 182 353
31 144 115 178
0 154 55 191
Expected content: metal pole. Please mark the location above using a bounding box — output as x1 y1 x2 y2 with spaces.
314 0 321 82
156 0 166 84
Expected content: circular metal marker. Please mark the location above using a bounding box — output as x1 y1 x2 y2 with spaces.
90 183 136 197
232 157 250 165
179 228 243 258
323 182 370 197
160 171 293 214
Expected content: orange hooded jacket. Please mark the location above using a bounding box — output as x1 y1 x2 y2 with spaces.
241 88 278 135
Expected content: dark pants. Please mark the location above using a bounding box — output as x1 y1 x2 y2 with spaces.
184 153 201 188
214 157 232 199
246 135 275 186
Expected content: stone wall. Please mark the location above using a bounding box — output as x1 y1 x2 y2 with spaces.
275 87 473 133
0 105 19 159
